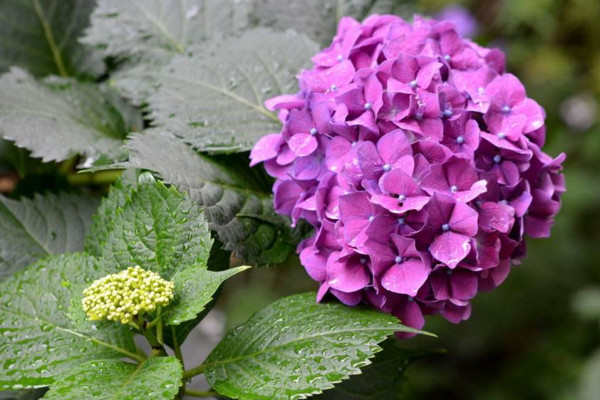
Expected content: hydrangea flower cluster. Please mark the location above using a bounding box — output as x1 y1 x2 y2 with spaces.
250 15 565 334
82 266 174 324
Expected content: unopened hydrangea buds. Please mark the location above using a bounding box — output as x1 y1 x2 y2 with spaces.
82 266 174 325
251 14 565 336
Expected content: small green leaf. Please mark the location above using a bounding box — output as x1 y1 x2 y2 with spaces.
0 254 136 390
0 192 99 280
0 0 103 78
148 28 319 153
122 130 300 266
203 292 427 400
0 69 142 163
86 171 213 278
42 357 182 400
315 338 435 400
164 265 250 325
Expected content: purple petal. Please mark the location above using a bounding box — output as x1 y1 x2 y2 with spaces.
250 134 280 166
288 134 318 157
382 259 430 295
430 231 471 268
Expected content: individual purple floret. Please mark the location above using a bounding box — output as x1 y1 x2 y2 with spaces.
250 15 566 336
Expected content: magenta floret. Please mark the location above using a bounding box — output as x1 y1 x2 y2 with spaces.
250 15 565 336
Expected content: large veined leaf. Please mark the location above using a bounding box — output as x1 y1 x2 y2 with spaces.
203 292 427 400
41 358 182 400
315 339 431 400
249 0 415 46
148 28 319 152
83 0 253 103
83 0 251 60
0 254 137 390
163 265 249 325
122 130 300 265
86 172 213 279
0 0 102 78
0 192 99 280
0 69 142 163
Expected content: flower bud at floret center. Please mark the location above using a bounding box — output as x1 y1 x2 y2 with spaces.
81 266 174 325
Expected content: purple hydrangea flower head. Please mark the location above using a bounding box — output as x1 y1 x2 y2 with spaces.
250 15 566 336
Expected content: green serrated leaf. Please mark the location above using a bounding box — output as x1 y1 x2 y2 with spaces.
315 338 434 400
203 292 426 400
0 0 103 78
147 28 319 153
122 130 299 266
164 265 250 325
83 0 253 103
0 69 142 164
162 238 232 348
86 171 213 278
0 192 99 280
0 253 137 390
42 357 182 400
84 169 138 257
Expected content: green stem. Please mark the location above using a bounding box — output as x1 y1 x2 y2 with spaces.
172 325 187 399
171 326 184 368
183 364 207 379
156 307 164 346
67 170 122 187
145 330 167 357
184 389 218 398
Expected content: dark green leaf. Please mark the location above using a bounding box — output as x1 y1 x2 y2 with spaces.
148 28 319 152
0 0 102 78
86 171 213 278
0 254 137 390
204 292 427 400
164 265 249 325
122 130 299 265
42 357 182 400
0 192 99 280
0 69 142 163
315 338 434 400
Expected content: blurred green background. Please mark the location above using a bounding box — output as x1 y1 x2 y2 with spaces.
216 1 600 399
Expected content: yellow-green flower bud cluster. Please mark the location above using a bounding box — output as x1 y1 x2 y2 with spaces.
82 266 174 324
